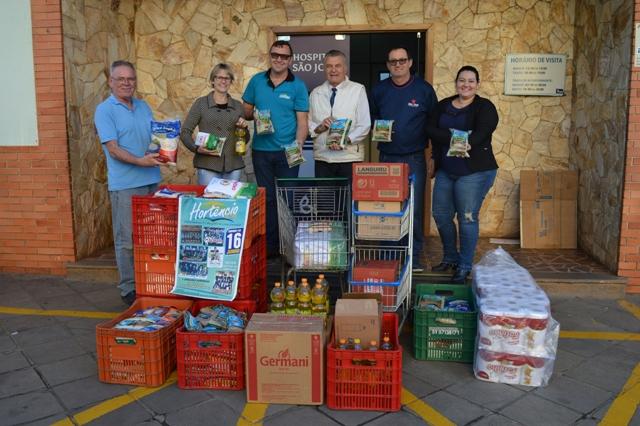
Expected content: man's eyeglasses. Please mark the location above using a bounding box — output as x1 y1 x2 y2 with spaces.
270 52 292 61
111 77 136 84
387 58 409 66
214 76 232 81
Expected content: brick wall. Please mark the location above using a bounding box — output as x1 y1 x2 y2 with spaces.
619 2 640 293
0 0 75 275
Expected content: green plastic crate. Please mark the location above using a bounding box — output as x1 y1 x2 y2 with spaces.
413 283 477 362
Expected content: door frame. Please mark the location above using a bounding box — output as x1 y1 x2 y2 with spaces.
270 24 434 237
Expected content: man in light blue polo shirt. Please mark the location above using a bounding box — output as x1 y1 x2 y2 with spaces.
243 40 309 257
94 60 163 305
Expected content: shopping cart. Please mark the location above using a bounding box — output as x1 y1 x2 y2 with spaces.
276 178 351 292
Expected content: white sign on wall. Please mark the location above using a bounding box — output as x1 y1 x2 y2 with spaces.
635 23 640 67
504 54 567 96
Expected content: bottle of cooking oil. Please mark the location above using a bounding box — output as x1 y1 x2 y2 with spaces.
269 281 285 313
317 274 329 293
235 127 247 155
381 333 393 350
284 280 297 314
297 281 312 315
311 282 326 315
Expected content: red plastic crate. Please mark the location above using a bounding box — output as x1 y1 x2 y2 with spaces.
253 277 268 313
96 297 193 387
326 313 402 412
236 234 266 299
245 188 266 243
132 185 206 248
176 299 257 390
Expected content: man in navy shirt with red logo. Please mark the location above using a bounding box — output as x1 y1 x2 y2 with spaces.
370 47 437 272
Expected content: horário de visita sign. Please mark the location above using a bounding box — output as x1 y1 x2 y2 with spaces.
504 53 567 96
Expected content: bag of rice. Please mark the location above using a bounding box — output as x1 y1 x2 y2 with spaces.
284 141 305 168
326 118 352 149
255 109 275 135
150 119 181 164
371 119 394 142
446 128 471 158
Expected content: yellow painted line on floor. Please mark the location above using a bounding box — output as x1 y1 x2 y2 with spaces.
402 388 455 426
0 306 117 319
52 372 177 426
599 362 640 426
560 331 640 341
236 402 269 426
618 300 640 321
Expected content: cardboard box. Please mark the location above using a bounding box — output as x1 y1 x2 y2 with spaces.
245 314 326 405
352 259 400 282
357 215 402 240
352 163 409 201
334 294 382 349
520 170 577 249
358 201 402 213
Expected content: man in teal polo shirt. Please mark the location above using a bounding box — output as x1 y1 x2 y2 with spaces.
243 40 309 257
94 60 164 305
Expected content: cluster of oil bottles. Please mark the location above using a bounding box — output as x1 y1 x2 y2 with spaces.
336 333 394 351
269 274 329 315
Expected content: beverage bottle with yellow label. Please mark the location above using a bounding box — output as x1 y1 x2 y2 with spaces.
269 281 285 313
235 127 247 155
297 281 312 315
284 280 297 314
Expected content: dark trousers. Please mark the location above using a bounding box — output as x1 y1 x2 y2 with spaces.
314 160 356 183
252 149 300 251
379 151 427 258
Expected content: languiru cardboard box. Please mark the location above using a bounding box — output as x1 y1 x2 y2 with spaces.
245 314 326 405
334 294 382 349
519 170 577 249
352 163 409 201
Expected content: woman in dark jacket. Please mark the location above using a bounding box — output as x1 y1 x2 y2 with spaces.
427 65 499 284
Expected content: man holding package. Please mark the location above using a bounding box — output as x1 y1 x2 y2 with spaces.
243 40 309 258
94 60 164 305
370 47 437 272
308 50 371 180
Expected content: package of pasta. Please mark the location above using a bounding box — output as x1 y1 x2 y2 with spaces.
446 128 471 158
150 119 181 164
284 141 305 168
326 118 352 149
255 109 275 135
371 119 394 142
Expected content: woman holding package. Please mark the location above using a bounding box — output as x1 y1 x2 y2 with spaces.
181 63 249 185
427 65 499 284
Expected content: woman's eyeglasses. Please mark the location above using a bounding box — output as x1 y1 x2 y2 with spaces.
387 58 409 66
214 76 232 82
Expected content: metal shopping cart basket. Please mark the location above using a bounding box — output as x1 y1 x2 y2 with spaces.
276 178 351 290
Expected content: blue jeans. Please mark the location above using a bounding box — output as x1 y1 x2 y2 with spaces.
252 150 300 251
379 151 426 259
432 169 497 271
197 168 243 185
109 184 158 296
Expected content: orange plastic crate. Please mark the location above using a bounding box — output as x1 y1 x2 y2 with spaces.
176 299 257 390
326 313 402 412
96 297 193 387
132 185 206 248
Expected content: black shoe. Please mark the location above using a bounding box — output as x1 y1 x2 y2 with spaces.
450 269 471 284
121 291 136 306
432 262 457 273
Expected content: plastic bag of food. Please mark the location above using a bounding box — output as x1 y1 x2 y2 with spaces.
195 132 226 156
326 118 352 149
284 142 305 168
150 119 181 164
255 109 274 135
203 177 257 199
371 119 394 142
446 128 471 158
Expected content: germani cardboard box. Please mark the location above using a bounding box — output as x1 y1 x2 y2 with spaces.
334 294 382 350
245 314 327 405
352 163 409 201
520 170 578 249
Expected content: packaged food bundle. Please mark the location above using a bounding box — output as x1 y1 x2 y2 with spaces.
371 119 394 142
417 295 471 312
150 119 181 164
284 142 305 168
195 132 226 156
475 349 555 387
183 304 248 333
326 118 352 149
446 128 471 158
204 177 257 199
255 109 274 135
294 221 347 269
114 306 182 332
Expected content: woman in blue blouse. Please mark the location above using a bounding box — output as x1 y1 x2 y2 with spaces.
427 65 499 284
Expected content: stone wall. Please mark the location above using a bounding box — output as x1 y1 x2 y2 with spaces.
63 0 136 258
64 0 580 256
570 0 632 271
